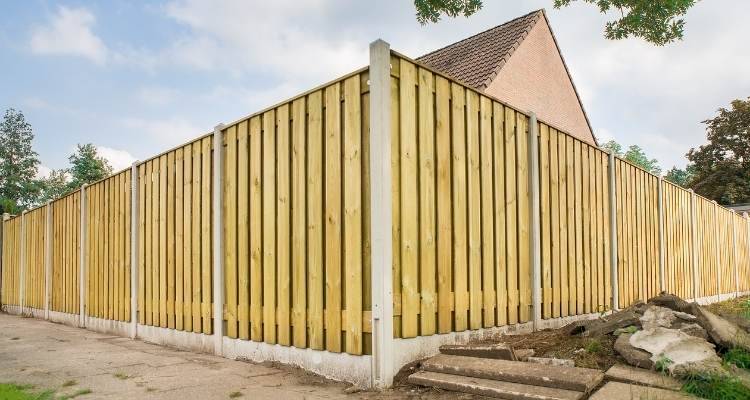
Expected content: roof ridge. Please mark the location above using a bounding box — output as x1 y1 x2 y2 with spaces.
417 9 544 62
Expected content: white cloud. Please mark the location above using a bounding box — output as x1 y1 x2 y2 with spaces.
97 146 137 171
29 6 108 64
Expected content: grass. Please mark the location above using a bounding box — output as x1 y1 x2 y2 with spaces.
585 339 602 354
0 383 54 400
112 372 130 380
59 388 92 400
681 373 750 400
654 356 673 373
61 380 77 388
723 348 750 369
228 391 243 398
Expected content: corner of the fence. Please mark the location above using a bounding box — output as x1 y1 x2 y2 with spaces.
368 38 395 390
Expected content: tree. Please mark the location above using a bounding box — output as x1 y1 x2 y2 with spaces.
37 169 70 204
414 0 696 45
67 143 112 190
0 108 40 213
686 98 750 205
664 166 693 187
600 139 661 175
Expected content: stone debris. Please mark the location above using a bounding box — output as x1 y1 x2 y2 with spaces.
439 342 517 360
526 357 575 368
514 348 535 361
614 333 654 369
629 326 722 374
604 364 682 391
589 381 696 400
408 371 585 400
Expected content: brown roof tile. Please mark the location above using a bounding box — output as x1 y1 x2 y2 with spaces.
417 9 543 90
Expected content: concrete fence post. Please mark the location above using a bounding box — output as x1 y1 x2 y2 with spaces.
713 201 721 300
529 112 542 330
731 210 738 298
607 151 619 311
131 162 139 338
44 201 52 320
20 211 26 314
212 123 225 356
79 185 87 327
689 190 698 301
369 39 394 389
657 178 665 292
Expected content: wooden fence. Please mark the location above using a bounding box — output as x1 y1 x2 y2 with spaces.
1 47 749 367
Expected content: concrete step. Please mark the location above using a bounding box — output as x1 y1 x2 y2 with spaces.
439 343 517 360
605 364 682 391
408 371 584 400
589 381 697 400
421 354 604 393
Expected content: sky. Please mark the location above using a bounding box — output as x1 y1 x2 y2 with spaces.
1 0 749 176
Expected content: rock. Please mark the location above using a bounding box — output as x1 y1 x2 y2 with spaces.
408 371 585 400
647 293 695 314
630 327 723 375
527 357 575 368
691 306 750 351
589 381 695 400
514 348 535 361
344 385 362 394
641 306 679 329
440 343 517 360
613 326 638 336
675 322 708 340
614 334 654 369
604 364 682 391
563 309 641 337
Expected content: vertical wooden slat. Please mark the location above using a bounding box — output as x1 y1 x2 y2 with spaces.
307 91 324 349
262 110 277 344
249 116 263 342
479 96 495 328
183 144 194 332
550 129 561 318
225 125 238 338
201 137 212 334
276 104 292 346
466 91 482 330
237 121 250 340
324 84 342 350
436 77 453 332
291 98 306 348
504 107 518 324
138 165 146 324
516 113 530 323
452 83 469 331
175 149 185 331
159 155 168 327
418 67 437 335
540 124 551 318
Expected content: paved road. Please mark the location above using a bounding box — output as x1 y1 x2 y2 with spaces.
0 313 362 399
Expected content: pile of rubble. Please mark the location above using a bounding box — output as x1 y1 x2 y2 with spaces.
564 292 750 379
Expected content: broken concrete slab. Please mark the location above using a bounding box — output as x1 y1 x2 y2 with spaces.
563 309 642 337
648 293 695 314
589 381 695 400
526 357 575 367
439 343 517 360
614 334 654 369
408 371 584 400
421 354 604 393
630 327 722 375
675 322 708 340
514 348 535 361
605 365 682 391
692 307 750 351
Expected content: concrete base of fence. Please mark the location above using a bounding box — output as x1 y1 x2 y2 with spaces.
26 307 45 319
136 324 215 355
48 311 81 327
696 291 750 305
85 316 131 337
222 337 372 388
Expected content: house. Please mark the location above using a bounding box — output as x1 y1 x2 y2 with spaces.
418 9 596 145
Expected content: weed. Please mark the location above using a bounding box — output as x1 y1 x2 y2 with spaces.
60 388 92 399
654 356 673 373
229 391 243 398
0 383 54 400
113 372 129 380
585 339 602 354
61 380 77 388
681 373 750 400
723 348 750 369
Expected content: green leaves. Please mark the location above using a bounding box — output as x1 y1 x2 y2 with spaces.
414 0 483 24
601 139 662 175
0 108 40 213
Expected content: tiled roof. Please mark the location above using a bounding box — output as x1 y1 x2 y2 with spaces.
417 9 543 90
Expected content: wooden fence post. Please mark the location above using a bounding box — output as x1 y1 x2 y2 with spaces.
713 201 721 300
607 151 619 311
689 190 698 301
212 124 225 356
20 211 26 314
529 113 541 329
131 162 139 338
79 185 87 327
44 201 52 320
731 210 738 298
369 39 394 388
657 178 665 292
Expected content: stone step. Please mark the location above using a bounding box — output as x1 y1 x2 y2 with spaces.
589 381 697 400
605 364 682 391
421 354 603 393
408 371 584 400
439 343 517 360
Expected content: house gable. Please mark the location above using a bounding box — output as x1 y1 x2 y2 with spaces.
484 13 595 143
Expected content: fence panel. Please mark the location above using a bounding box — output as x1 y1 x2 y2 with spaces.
221 70 371 355
23 206 47 310
51 192 80 314
138 138 212 334
696 196 719 297
717 208 734 295
390 53 533 338
86 170 131 322
661 182 694 299
738 214 750 292
1 216 21 306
